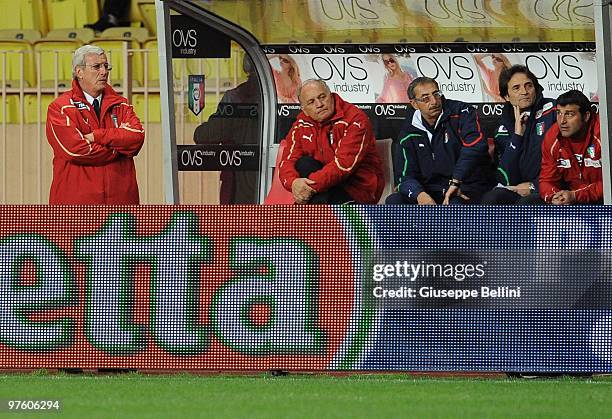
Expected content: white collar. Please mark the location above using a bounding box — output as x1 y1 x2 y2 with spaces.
83 91 103 106
412 110 444 143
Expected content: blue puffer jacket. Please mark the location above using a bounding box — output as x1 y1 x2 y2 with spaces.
493 94 556 191
395 98 491 198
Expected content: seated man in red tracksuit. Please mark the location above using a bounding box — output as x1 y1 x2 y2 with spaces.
540 90 602 205
279 79 384 204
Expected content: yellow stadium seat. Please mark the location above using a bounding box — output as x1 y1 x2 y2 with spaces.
89 39 143 87
128 0 143 23
46 28 94 43
0 29 42 42
0 41 36 87
142 38 158 86
142 39 163 86
185 58 235 89
138 2 157 36
100 26 149 43
132 93 161 123
46 0 99 30
143 39 188 87
23 94 54 123
0 94 19 124
0 0 47 35
33 40 81 88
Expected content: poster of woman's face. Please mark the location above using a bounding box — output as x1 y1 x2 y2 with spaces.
267 54 303 103
375 54 418 104
265 50 598 105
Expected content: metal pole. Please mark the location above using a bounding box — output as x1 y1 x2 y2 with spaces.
156 0 180 203
164 0 278 204
595 1 612 204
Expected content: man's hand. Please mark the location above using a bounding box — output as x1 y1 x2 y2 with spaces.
83 133 94 144
416 192 436 205
120 122 131 129
443 185 470 205
513 104 529 137
551 190 576 205
509 181 533 197
291 178 316 204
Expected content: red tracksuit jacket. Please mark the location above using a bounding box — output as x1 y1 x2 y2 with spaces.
46 80 145 204
279 93 384 204
540 114 602 203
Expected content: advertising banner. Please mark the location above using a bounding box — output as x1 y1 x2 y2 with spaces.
170 15 230 59
266 42 598 141
516 0 594 29
1 206 612 372
265 43 598 105
307 0 400 30
405 0 506 28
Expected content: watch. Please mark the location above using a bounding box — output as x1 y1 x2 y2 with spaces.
448 179 462 187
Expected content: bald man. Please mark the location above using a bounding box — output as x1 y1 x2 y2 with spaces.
278 79 384 204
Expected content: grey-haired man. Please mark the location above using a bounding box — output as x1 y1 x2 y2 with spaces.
46 44 144 204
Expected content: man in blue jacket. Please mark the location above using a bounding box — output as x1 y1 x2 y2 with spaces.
481 65 556 204
386 77 491 205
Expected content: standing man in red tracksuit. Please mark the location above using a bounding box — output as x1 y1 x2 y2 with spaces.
540 90 602 205
279 79 384 204
46 45 144 204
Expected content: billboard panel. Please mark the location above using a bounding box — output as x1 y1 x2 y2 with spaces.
1 206 611 372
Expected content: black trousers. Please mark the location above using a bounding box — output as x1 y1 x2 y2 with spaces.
103 0 130 18
295 156 354 204
385 190 479 205
480 188 545 205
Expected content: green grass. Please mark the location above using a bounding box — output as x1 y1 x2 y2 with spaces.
0 372 611 418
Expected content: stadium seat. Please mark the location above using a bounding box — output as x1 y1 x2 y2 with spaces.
0 94 19 124
142 39 222 89
142 38 158 86
45 28 94 43
132 93 161 123
129 0 144 24
138 2 157 36
0 41 36 87
263 141 294 205
23 94 54 123
100 27 149 43
0 29 42 42
89 39 143 87
46 0 99 30
33 40 81 88
0 0 47 35
185 58 234 89
375 138 394 204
